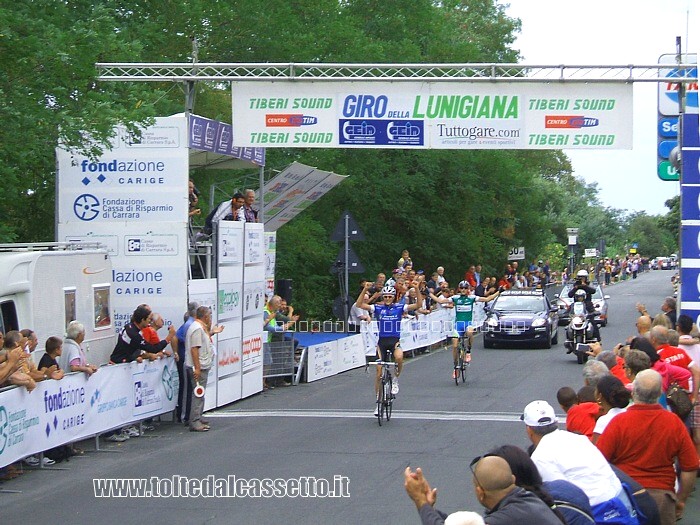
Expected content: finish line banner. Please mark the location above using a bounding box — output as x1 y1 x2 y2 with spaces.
232 81 632 150
0 359 177 468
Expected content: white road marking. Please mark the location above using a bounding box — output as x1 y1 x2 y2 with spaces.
206 409 531 422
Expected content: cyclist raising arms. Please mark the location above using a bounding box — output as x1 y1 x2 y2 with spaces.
356 281 423 415
430 281 499 379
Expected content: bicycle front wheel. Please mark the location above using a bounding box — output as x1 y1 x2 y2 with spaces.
384 375 393 421
377 379 385 426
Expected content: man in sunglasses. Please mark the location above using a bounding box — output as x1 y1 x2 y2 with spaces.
430 281 499 380
404 455 562 524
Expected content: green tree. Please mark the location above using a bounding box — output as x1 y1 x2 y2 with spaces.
0 2 169 242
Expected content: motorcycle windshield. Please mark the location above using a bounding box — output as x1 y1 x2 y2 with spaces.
572 302 586 315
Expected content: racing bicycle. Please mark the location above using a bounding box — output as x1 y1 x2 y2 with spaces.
373 360 397 425
454 333 470 386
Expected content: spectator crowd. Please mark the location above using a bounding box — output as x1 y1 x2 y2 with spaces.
404 277 698 525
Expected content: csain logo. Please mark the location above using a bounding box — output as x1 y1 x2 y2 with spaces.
0 406 8 455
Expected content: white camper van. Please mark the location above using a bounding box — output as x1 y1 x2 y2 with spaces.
0 242 115 364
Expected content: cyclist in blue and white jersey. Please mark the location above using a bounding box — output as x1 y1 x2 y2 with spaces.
356 282 422 415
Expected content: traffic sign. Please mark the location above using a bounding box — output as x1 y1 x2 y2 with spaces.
507 246 525 261
330 211 365 242
584 248 598 258
658 160 679 181
658 117 679 137
332 246 365 274
658 140 677 159
658 54 698 116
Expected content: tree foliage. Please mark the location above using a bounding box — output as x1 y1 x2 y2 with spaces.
0 0 678 318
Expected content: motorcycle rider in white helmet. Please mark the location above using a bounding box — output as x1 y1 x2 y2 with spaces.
568 269 601 341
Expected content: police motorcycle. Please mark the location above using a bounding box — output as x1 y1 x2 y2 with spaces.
565 289 599 364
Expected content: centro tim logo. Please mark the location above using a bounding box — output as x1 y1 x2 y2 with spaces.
545 115 599 129
663 66 699 108
266 114 318 127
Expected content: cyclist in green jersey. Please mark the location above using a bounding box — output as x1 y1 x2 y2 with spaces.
430 280 499 379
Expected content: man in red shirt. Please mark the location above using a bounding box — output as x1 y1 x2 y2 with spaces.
597 369 698 525
651 326 700 399
463 265 477 288
141 312 178 359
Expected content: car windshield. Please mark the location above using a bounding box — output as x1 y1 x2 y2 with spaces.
493 295 544 312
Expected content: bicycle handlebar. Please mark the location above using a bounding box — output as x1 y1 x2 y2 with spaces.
372 361 397 367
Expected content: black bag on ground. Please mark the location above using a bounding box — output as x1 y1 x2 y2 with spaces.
43 445 74 463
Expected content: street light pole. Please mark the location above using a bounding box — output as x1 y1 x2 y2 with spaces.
567 228 579 278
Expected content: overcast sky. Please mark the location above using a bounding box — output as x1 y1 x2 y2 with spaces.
502 0 697 215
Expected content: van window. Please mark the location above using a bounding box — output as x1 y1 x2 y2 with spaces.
93 285 111 330
0 300 19 333
64 288 76 329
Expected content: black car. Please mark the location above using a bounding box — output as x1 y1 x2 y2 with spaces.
482 289 559 349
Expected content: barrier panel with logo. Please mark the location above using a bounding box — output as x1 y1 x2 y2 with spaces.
360 305 477 357
216 221 245 405
0 359 177 468
241 222 266 398
305 334 366 383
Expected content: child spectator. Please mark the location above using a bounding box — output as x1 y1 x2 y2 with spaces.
557 385 600 439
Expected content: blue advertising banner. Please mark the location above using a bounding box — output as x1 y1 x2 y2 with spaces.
681 225 700 259
682 186 700 220
189 115 265 165
682 149 700 184
680 267 700 303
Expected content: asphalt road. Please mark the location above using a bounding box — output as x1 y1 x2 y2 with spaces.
2 269 698 524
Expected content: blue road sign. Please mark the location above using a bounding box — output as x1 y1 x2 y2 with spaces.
658 140 677 159
658 117 679 138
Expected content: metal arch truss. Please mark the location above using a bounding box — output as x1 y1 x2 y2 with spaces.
96 62 697 83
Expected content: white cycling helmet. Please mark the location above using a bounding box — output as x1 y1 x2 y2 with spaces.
381 285 396 296
576 269 589 279
574 289 587 301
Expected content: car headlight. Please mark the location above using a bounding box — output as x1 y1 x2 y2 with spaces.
486 317 499 327
531 318 546 327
